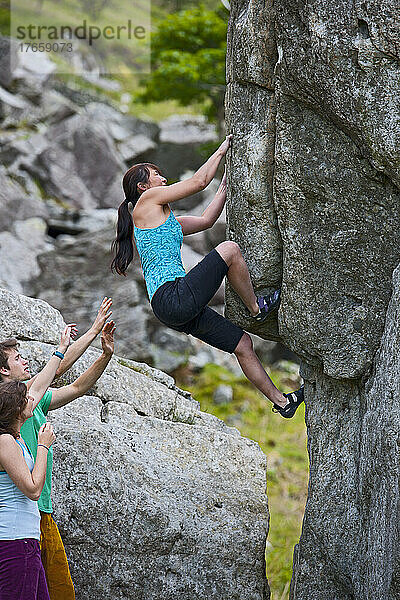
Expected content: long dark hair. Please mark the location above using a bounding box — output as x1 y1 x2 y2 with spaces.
0 381 27 438
111 163 162 276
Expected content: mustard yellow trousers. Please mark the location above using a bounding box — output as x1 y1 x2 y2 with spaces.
40 512 75 600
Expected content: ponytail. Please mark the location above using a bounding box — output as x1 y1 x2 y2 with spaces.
111 200 133 276
111 162 163 276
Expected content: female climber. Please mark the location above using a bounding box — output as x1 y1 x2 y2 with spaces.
111 135 303 417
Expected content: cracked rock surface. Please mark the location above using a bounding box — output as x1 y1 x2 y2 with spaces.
226 1 400 598
1 289 269 600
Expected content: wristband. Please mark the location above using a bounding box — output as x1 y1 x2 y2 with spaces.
53 351 64 360
38 444 49 451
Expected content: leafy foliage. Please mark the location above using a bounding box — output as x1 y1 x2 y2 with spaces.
138 6 228 124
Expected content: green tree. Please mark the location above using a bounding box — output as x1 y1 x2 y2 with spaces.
138 6 228 131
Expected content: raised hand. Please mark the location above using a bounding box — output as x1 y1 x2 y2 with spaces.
59 325 72 354
101 321 116 357
219 165 227 190
66 323 78 339
219 134 233 156
91 297 113 336
221 165 227 183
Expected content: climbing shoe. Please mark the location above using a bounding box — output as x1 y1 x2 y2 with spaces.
273 385 304 419
252 289 281 323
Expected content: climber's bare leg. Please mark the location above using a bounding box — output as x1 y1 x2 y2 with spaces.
234 333 287 407
215 241 259 316
216 242 289 407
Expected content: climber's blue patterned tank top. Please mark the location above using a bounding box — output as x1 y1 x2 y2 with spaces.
134 210 186 301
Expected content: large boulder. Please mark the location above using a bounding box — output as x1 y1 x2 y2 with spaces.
38 89 79 125
0 167 47 231
0 288 64 343
51 399 268 600
84 102 159 166
226 1 400 598
0 218 52 293
292 265 400 599
0 289 269 600
25 113 124 209
21 103 160 209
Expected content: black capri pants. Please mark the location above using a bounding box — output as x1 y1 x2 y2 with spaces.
151 249 244 353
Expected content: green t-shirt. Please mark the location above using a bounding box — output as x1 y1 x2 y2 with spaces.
20 390 53 513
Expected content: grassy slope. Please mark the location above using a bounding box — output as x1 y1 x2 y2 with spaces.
175 362 308 600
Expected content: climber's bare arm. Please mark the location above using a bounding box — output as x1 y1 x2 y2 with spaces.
177 168 227 235
136 136 231 213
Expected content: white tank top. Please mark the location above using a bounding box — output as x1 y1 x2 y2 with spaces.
0 437 40 540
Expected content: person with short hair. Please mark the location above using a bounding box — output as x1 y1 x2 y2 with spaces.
0 298 115 600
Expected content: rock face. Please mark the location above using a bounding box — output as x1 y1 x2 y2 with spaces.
0 288 269 600
226 2 400 599
0 218 52 292
292 268 400 600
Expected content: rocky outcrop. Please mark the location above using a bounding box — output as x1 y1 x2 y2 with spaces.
0 218 51 293
0 288 269 599
226 1 400 598
291 266 400 599
0 34 217 213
